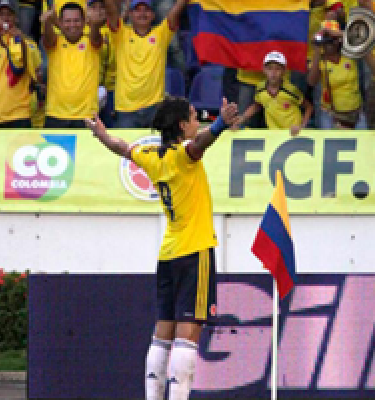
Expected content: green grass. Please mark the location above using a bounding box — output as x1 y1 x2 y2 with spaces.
0 349 26 371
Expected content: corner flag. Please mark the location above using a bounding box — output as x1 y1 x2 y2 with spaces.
251 170 296 299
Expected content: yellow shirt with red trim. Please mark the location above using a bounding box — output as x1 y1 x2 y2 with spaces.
0 37 41 123
45 33 101 119
110 18 174 112
319 56 361 112
254 79 304 129
131 142 217 261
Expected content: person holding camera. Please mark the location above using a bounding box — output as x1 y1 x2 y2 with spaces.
308 19 368 129
0 0 42 128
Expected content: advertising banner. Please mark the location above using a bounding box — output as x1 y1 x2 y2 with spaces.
28 274 375 398
1 129 374 213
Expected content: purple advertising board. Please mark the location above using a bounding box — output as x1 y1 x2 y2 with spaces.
28 274 374 398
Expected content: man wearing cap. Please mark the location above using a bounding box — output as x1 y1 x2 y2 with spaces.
103 0 190 128
233 51 313 136
41 1 104 128
0 0 42 128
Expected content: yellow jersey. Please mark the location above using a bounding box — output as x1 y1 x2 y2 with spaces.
45 33 101 119
319 56 361 112
111 18 174 112
131 142 217 261
254 79 304 129
0 37 41 123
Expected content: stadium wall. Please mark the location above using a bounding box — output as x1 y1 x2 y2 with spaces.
1 213 374 274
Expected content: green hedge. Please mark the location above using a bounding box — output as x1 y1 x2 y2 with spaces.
0 270 27 351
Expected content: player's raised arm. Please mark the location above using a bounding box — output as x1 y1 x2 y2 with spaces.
85 115 132 159
186 98 238 161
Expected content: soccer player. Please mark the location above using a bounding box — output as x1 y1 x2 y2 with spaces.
85 96 238 400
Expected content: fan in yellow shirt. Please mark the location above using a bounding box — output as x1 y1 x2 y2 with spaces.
104 0 190 128
308 19 367 129
41 2 103 128
0 0 42 128
233 52 313 136
85 95 238 400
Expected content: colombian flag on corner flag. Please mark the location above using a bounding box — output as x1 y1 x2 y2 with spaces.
251 171 296 300
188 0 309 72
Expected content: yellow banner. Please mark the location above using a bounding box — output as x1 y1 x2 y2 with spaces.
0 129 374 214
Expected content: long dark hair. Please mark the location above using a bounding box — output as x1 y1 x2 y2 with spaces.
152 96 190 157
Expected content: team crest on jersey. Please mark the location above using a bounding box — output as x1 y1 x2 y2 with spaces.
283 103 290 109
345 62 351 69
78 43 86 51
120 136 160 201
149 36 156 44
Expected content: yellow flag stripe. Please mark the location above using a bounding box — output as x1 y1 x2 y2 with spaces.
271 170 292 237
189 0 309 14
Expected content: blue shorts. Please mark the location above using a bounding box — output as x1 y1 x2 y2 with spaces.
156 248 217 324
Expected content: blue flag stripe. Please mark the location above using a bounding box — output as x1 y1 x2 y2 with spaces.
260 204 296 282
189 4 309 44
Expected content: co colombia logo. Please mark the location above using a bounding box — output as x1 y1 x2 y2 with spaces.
120 136 160 201
4 134 76 201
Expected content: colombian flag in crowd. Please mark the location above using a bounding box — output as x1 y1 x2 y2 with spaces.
188 0 309 72
252 171 297 300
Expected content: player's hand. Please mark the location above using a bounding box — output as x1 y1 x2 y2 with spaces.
290 125 301 136
85 114 106 138
220 97 238 126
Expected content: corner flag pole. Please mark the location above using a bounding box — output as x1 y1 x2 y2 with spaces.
251 170 297 400
271 281 278 400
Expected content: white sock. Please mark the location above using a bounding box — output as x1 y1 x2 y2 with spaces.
145 336 172 400
168 338 198 400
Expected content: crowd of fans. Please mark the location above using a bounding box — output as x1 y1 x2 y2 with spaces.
0 0 373 130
